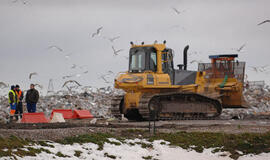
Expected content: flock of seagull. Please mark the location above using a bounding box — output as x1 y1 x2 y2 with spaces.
1 3 270 91
39 25 123 90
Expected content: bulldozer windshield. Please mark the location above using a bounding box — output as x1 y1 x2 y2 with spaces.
129 47 157 73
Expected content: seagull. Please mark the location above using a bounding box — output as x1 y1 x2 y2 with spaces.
64 53 72 59
29 72 38 79
190 60 202 64
99 75 110 84
258 65 269 72
71 64 77 69
34 84 43 89
257 20 270 26
47 45 63 52
0 82 8 88
108 36 120 42
112 46 124 56
12 0 28 5
249 66 259 73
236 44 246 52
62 80 82 88
171 7 184 15
91 27 103 38
107 70 114 74
62 75 73 79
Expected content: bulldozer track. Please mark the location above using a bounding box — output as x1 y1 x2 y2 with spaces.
138 92 222 121
110 95 124 119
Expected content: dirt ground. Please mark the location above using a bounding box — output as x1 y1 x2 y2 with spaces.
1 119 270 140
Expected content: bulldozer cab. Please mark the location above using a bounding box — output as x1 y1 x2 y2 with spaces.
128 45 175 84
129 46 174 72
129 46 158 73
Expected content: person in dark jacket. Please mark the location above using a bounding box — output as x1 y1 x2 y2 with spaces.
15 85 23 120
25 84 39 113
8 85 17 122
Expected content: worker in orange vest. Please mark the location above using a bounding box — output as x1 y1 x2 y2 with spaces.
15 85 24 120
8 85 17 122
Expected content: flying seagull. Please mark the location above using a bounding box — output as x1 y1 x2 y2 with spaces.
47 45 63 52
29 72 38 79
0 82 8 88
91 27 103 38
34 84 43 89
171 7 185 15
62 80 82 88
189 60 202 64
99 75 110 84
12 0 28 5
259 65 269 72
236 44 246 52
71 64 77 69
107 70 114 74
231 44 246 52
62 75 73 79
257 20 270 26
64 53 72 59
112 46 124 56
249 66 259 73
108 36 120 42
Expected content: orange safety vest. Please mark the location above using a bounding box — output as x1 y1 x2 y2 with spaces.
16 90 22 103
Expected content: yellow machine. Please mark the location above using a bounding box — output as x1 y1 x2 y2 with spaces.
111 41 246 120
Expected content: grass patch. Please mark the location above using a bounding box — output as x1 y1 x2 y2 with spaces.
55 151 70 158
149 131 270 160
104 152 116 159
37 141 54 148
57 133 118 150
135 142 153 149
160 142 166 145
0 135 30 157
74 150 82 157
1 131 270 160
142 155 153 160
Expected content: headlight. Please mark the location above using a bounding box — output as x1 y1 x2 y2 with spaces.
147 74 154 85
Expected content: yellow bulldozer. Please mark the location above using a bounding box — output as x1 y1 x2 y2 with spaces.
111 41 246 120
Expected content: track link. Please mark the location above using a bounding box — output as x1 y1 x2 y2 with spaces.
138 92 222 121
110 95 124 119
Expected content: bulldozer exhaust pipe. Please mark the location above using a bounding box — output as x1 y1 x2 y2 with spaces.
183 45 189 70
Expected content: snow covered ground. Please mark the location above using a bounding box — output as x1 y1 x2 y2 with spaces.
1 138 270 160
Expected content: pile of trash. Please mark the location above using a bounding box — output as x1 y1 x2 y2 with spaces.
0 86 124 123
0 81 270 123
220 82 270 120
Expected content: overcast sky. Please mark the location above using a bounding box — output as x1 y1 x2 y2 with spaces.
0 0 269 94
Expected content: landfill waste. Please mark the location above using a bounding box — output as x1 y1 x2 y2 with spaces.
0 83 269 123
0 86 124 123
220 82 270 120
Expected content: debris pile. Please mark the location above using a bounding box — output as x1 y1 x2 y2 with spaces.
220 83 270 119
0 82 269 122
0 86 124 123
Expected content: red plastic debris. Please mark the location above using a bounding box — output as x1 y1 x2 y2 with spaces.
73 110 94 119
50 109 74 119
21 112 49 123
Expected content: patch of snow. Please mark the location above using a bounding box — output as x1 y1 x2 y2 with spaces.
1 139 270 160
